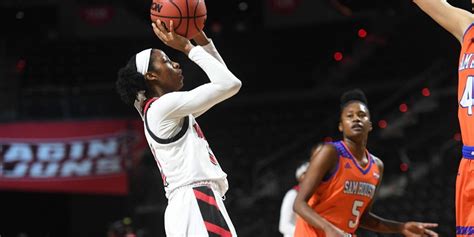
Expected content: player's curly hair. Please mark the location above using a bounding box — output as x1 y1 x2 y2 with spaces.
340 88 369 110
116 56 149 106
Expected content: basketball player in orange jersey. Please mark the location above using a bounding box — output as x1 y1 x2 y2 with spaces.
412 1 474 235
293 89 439 237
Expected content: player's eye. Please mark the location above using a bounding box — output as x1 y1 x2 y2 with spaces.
162 57 171 63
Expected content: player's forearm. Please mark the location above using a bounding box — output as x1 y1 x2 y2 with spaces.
293 200 334 232
191 32 226 66
201 40 227 67
359 212 403 233
193 31 211 46
188 46 240 91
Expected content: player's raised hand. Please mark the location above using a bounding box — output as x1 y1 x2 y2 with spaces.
401 222 439 237
152 19 194 55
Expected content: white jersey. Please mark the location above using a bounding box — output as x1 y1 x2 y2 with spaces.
279 187 299 237
141 42 241 199
144 110 228 199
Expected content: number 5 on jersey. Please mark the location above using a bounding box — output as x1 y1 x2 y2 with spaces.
349 200 364 228
460 76 474 115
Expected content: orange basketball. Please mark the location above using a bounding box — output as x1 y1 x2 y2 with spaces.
150 0 207 39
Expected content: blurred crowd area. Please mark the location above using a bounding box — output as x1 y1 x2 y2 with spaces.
0 0 469 236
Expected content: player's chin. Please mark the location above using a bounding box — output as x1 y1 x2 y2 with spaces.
175 76 184 89
346 130 367 139
177 82 184 90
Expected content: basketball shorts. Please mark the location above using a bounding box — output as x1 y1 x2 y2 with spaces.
165 183 237 237
456 145 474 236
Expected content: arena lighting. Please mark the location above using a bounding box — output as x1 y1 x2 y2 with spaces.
238 1 248 11
333 52 343 61
16 59 26 73
400 162 409 172
454 132 461 141
378 120 387 129
16 11 24 20
210 21 222 33
358 28 367 38
399 103 408 113
422 87 431 97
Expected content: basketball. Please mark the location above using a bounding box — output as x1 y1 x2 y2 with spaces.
150 0 207 39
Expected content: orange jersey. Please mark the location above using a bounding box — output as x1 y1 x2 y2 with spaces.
458 24 474 146
294 141 381 237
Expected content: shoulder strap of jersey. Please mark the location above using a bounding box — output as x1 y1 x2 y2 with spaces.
332 140 351 158
144 97 189 144
321 141 341 182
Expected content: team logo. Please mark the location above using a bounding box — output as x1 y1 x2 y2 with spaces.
373 172 380 179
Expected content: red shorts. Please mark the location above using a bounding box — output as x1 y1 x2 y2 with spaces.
456 146 474 236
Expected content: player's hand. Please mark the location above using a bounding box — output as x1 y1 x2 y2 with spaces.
401 222 439 237
325 225 354 237
152 19 194 55
191 31 211 46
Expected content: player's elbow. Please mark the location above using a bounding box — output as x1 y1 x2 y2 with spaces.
225 77 242 95
293 199 303 216
232 78 242 92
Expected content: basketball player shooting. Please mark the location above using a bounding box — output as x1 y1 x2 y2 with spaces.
115 18 241 236
411 1 474 236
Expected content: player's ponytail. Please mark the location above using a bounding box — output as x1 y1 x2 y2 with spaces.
340 88 369 110
116 56 148 106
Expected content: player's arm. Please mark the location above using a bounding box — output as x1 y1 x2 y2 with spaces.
359 157 439 236
151 20 242 119
293 144 349 236
192 31 227 67
413 0 474 43
359 157 404 233
187 31 229 117
279 189 297 235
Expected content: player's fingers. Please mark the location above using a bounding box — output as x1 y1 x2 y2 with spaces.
153 27 167 41
155 19 169 34
169 20 175 33
424 228 438 237
167 20 178 40
152 22 161 35
152 25 169 43
153 20 170 41
421 223 438 228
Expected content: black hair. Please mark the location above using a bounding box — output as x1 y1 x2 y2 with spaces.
116 56 148 106
339 88 369 111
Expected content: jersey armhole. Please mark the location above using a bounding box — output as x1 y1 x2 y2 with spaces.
144 99 189 144
462 22 474 43
322 157 339 182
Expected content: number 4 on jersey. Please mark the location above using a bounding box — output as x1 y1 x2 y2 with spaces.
460 76 474 115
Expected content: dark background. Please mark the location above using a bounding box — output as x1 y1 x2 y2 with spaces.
0 0 470 236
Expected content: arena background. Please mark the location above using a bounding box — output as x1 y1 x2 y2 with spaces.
0 0 470 236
